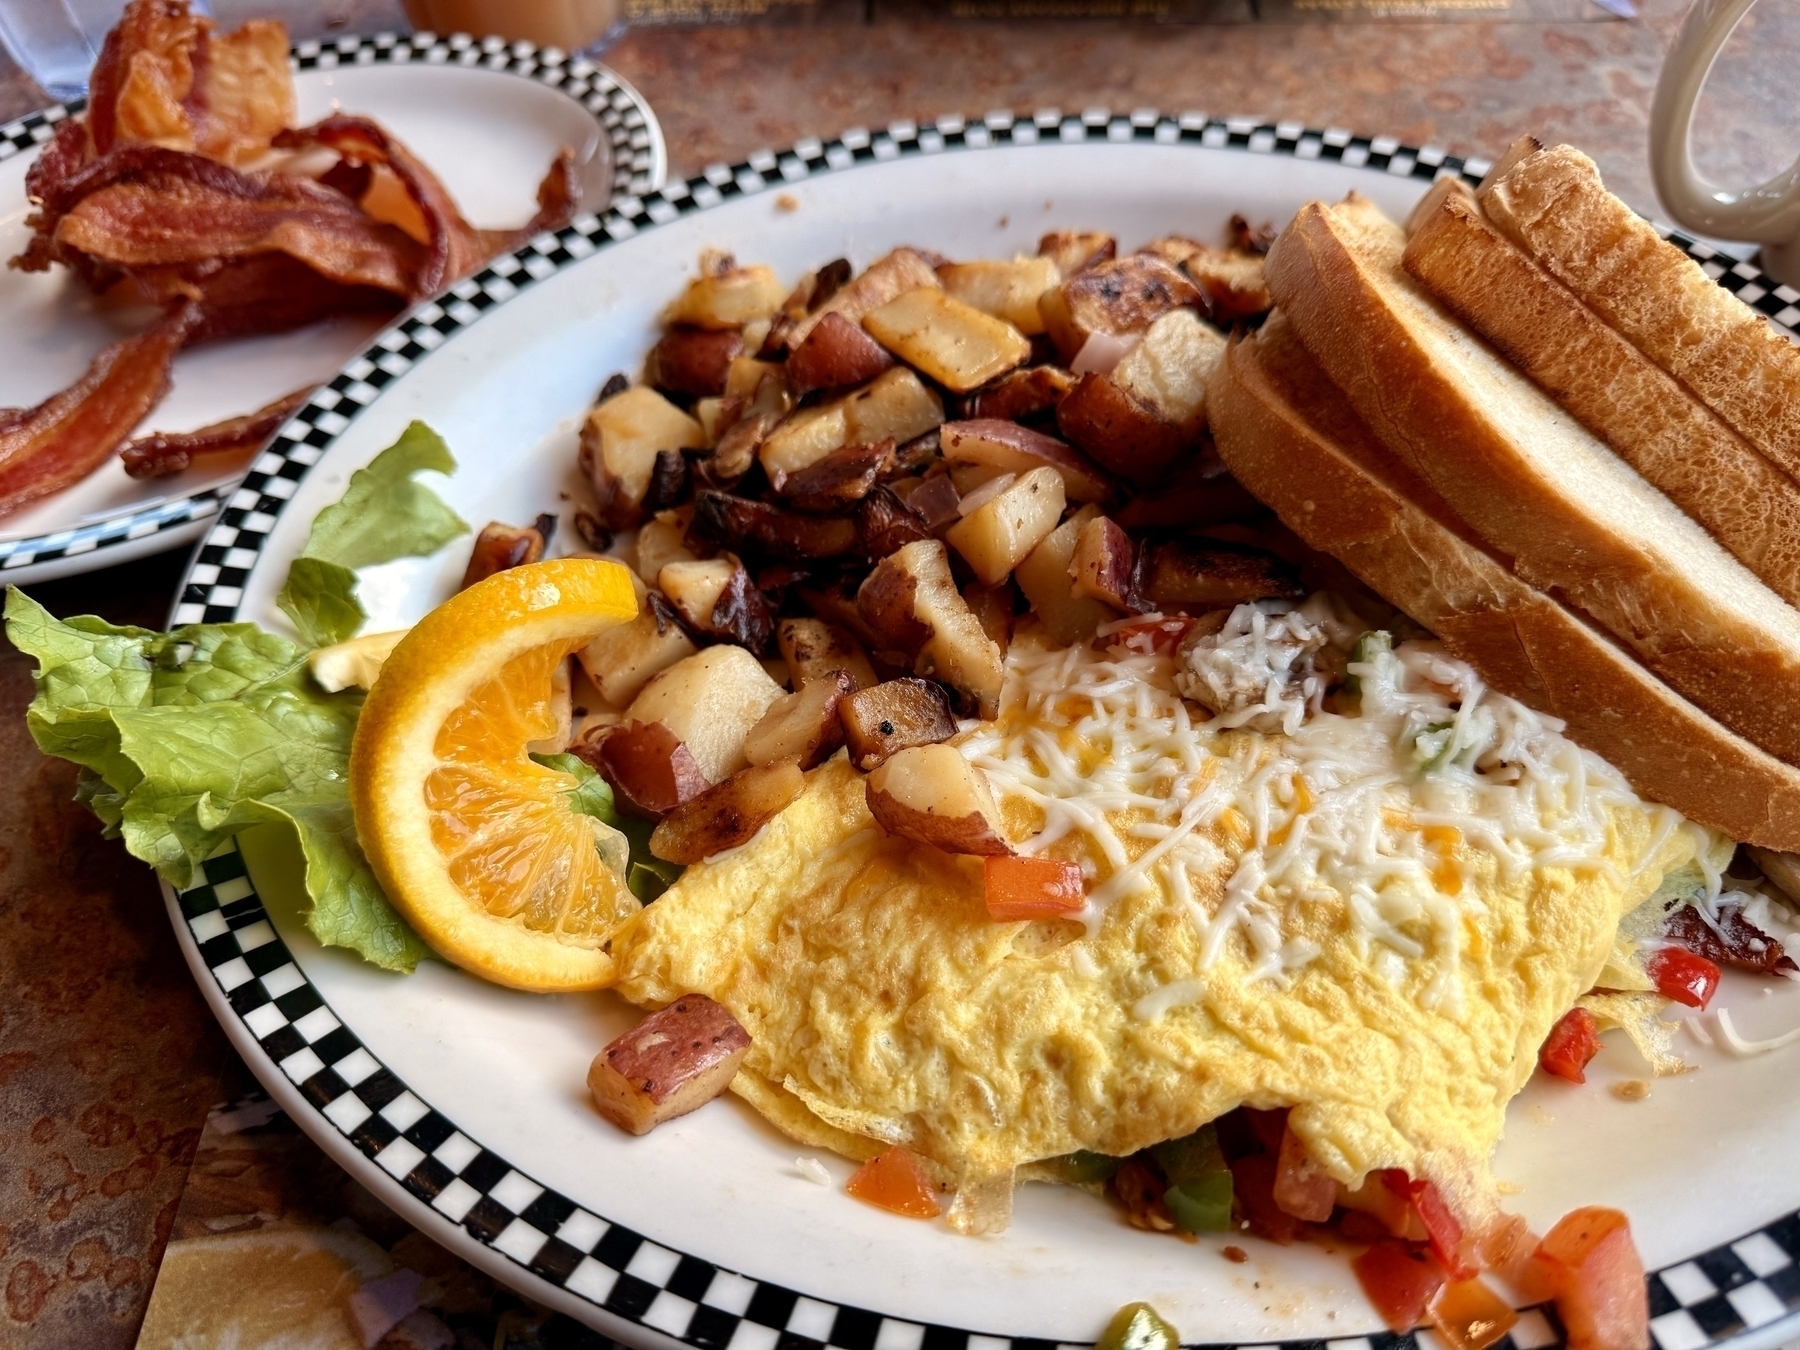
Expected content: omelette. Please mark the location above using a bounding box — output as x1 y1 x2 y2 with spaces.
607 596 1711 1235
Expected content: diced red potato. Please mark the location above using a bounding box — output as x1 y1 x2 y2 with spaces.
1037 254 1204 364
459 516 554 590
1353 1239 1447 1333
1140 539 1304 607
865 743 1013 856
782 247 942 350
845 1146 942 1219
843 367 946 448
626 644 786 784
786 311 895 395
1055 372 1190 486
582 388 708 530
962 365 1077 423
646 325 744 399
725 355 787 402
838 677 958 770
635 507 697 583
1038 230 1116 277
984 854 1084 920
945 466 1067 586
1069 515 1139 611
857 540 1005 715
587 995 752 1135
1528 1208 1649 1350
574 719 711 818
963 581 1014 654
1111 308 1226 441
862 287 1032 394
658 554 776 651
745 670 855 769
1428 1279 1519 1350
1015 505 1115 647
936 256 1063 336
649 760 808 864
689 490 859 562
775 439 895 510
777 617 878 690
577 592 700 708
1114 459 1266 531
664 260 787 330
856 485 934 559
939 419 1112 504
1539 1007 1601 1084
1271 1123 1337 1223
759 403 850 482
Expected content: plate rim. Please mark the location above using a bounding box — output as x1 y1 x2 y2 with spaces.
0 27 667 585
158 111 1800 1350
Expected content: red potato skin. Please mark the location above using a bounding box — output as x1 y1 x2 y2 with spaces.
588 995 752 1135
647 325 745 398
1056 373 1190 485
786 311 896 394
578 720 712 816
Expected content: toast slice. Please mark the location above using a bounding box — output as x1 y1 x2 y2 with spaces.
1404 178 1800 610
1207 313 1800 849
1265 193 1800 766
1480 143 1800 484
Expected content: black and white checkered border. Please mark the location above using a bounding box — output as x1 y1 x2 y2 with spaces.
163 112 1800 1350
0 31 662 579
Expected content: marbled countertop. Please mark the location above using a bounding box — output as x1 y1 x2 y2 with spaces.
1 3 1796 1345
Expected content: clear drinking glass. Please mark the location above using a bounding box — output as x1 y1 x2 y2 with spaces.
0 0 219 101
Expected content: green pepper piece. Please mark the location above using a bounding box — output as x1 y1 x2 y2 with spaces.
1149 1124 1225 1186
1163 1172 1234 1233
1095 1302 1182 1350
1344 629 1392 698
1056 1150 1122 1184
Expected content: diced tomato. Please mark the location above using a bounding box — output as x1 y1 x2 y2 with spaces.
1227 1152 1302 1244
1380 1171 1473 1279
1539 1008 1601 1083
1107 616 1196 657
1645 946 1721 1010
1338 1171 1423 1239
1428 1277 1520 1350
845 1147 942 1219
1528 1208 1649 1350
1474 1213 1548 1294
1273 1123 1337 1222
984 855 1085 921
1353 1239 1447 1333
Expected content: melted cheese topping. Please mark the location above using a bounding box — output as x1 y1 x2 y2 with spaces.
963 598 1696 1015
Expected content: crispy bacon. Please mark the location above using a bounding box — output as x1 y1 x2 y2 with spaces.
0 302 198 518
122 384 312 479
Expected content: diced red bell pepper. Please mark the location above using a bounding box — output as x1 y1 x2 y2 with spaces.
1353 1238 1447 1333
1528 1208 1649 1350
1429 1277 1520 1350
845 1147 942 1219
1227 1151 1302 1244
1645 946 1721 1010
984 855 1086 921
1540 1008 1601 1083
1241 1105 1291 1154
1107 615 1196 657
1380 1171 1473 1279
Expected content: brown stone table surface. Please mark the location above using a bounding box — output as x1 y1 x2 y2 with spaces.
3 3 1799 1346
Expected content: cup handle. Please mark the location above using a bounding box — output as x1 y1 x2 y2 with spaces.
1651 0 1800 246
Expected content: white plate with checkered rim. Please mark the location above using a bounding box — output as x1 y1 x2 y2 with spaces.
159 112 1800 1350
0 29 663 587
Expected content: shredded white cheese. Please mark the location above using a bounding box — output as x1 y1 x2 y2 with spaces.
794 1157 833 1186
962 597 1666 1016
1712 1008 1800 1058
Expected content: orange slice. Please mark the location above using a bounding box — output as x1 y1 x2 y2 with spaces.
350 559 640 991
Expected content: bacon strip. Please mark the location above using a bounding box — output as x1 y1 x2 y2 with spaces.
122 384 313 479
1663 902 1797 976
0 303 198 519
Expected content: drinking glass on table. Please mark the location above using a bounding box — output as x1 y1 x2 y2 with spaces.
0 0 153 101
400 0 624 50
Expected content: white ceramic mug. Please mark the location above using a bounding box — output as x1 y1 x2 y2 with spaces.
1651 0 1800 285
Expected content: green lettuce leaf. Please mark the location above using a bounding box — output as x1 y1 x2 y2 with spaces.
300 420 468 570
277 557 365 649
7 589 429 973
